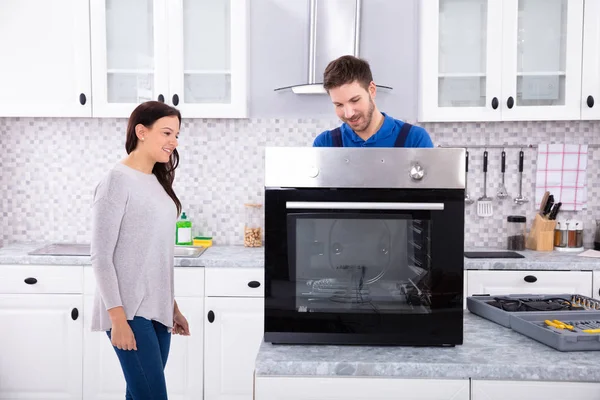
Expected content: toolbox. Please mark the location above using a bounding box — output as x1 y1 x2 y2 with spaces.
467 293 600 351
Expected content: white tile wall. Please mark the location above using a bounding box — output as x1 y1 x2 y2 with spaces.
1 117 599 249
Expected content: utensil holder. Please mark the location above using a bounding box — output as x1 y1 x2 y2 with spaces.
526 213 557 251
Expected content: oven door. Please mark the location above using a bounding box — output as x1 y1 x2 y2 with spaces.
264 188 464 345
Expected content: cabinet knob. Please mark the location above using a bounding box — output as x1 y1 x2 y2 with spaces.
172 94 180 106
587 95 595 108
71 308 79 321
24 277 37 285
248 280 261 288
507 96 514 109
491 97 499 110
207 310 215 323
523 275 537 283
158 94 165 103
79 93 86 105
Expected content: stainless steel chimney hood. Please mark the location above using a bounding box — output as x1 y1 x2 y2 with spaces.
274 0 392 94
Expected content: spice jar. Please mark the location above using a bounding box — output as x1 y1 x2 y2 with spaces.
507 215 526 250
567 220 577 248
244 203 263 247
554 221 563 247
575 220 583 248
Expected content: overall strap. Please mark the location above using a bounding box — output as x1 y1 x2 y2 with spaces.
330 127 343 147
394 122 413 147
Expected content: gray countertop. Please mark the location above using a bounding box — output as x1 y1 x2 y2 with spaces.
0 242 264 268
255 312 600 383
1 242 600 271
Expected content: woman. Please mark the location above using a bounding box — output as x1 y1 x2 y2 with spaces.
90 101 190 400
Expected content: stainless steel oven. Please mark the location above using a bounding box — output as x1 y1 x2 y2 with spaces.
264 147 465 345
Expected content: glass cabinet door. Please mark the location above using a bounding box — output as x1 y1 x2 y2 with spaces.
582 0 600 120
501 0 583 120
419 0 503 122
91 0 169 117
168 0 248 118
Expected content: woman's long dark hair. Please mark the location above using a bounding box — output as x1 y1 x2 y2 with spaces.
125 101 182 215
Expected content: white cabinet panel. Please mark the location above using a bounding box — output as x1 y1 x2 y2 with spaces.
472 379 600 400
0 0 91 117
581 0 600 120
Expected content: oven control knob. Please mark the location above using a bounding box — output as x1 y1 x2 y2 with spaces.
409 164 425 181
308 166 319 178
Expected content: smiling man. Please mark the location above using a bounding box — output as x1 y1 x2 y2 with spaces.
313 55 433 148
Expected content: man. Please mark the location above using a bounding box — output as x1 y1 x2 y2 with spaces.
313 55 433 148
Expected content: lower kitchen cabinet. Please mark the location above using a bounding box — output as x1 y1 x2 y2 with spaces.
0 293 83 400
82 296 204 400
82 267 205 400
254 377 470 400
593 271 600 300
204 296 265 400
471 379 600 400
467 270 593 298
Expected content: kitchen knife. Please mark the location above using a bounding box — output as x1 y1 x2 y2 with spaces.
539 191 549 215
548 202 562 220
543 195 554 216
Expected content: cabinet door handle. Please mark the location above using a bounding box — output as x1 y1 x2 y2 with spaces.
491 97 499 110
248 281 261 288
24 277 37 285
523 275 537 283
587 95 595 108
207 310 215 323
172 94 179 106
71 308 79 321
79 93 87 105
507 96 514 109
158 94 165 103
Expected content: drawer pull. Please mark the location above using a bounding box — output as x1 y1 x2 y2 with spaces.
248 280 261 288
524 275 537 283
207 310 215 323
24 277 38 285
71 308 79 320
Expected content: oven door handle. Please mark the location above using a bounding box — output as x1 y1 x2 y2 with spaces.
285 202 445 211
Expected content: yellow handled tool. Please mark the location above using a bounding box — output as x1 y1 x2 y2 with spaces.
552 320 574 330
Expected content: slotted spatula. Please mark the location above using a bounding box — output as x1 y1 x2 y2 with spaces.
477 150 493 217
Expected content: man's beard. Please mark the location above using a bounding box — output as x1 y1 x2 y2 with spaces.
344 97 375 133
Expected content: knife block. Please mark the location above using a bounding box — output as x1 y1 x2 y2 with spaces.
526 214 557 251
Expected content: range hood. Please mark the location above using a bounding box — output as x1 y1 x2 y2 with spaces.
274 0 392 94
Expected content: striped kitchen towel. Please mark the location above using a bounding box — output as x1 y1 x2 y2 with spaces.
536 144 588 211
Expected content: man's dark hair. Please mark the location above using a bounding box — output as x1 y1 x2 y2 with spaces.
323 55 373 92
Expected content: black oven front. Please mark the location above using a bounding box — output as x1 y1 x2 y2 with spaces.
264 147 465 346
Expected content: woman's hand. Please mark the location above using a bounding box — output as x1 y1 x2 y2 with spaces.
108 307 137 350
173 310 190 336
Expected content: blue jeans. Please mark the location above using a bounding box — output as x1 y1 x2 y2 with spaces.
107 316 171 400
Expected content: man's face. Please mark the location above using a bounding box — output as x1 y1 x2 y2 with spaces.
329 81 376 133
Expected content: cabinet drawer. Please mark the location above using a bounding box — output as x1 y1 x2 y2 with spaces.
0 265 83 294
467 270 593 297
84 267 205 297
205 267 264 297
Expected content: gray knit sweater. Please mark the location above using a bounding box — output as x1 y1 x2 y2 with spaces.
90 163 177 332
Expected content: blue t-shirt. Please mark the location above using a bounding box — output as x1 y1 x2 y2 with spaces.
313 112 434 148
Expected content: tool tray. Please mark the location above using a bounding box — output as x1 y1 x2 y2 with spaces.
467 294 600 351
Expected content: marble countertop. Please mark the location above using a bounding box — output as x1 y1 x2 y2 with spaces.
1 242 600 271
255 312 600 382
0 242 263 268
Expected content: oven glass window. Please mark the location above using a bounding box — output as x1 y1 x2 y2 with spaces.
291 214 432 315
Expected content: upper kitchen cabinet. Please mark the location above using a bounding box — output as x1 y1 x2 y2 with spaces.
582 0 600 120
0 0 92 117
419 0 584 122
90 0 248 118
500 0 583 121
420 0 504 122
166 0 248 118
90 0 170 117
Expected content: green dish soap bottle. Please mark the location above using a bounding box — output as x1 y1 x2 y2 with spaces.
176 212 193 246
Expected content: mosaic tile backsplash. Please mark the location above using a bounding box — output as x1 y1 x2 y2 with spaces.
1 117 600 249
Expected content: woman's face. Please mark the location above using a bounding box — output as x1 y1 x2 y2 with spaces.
136 116 180 163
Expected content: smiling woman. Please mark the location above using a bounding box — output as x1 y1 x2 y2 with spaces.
90 100 190 400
